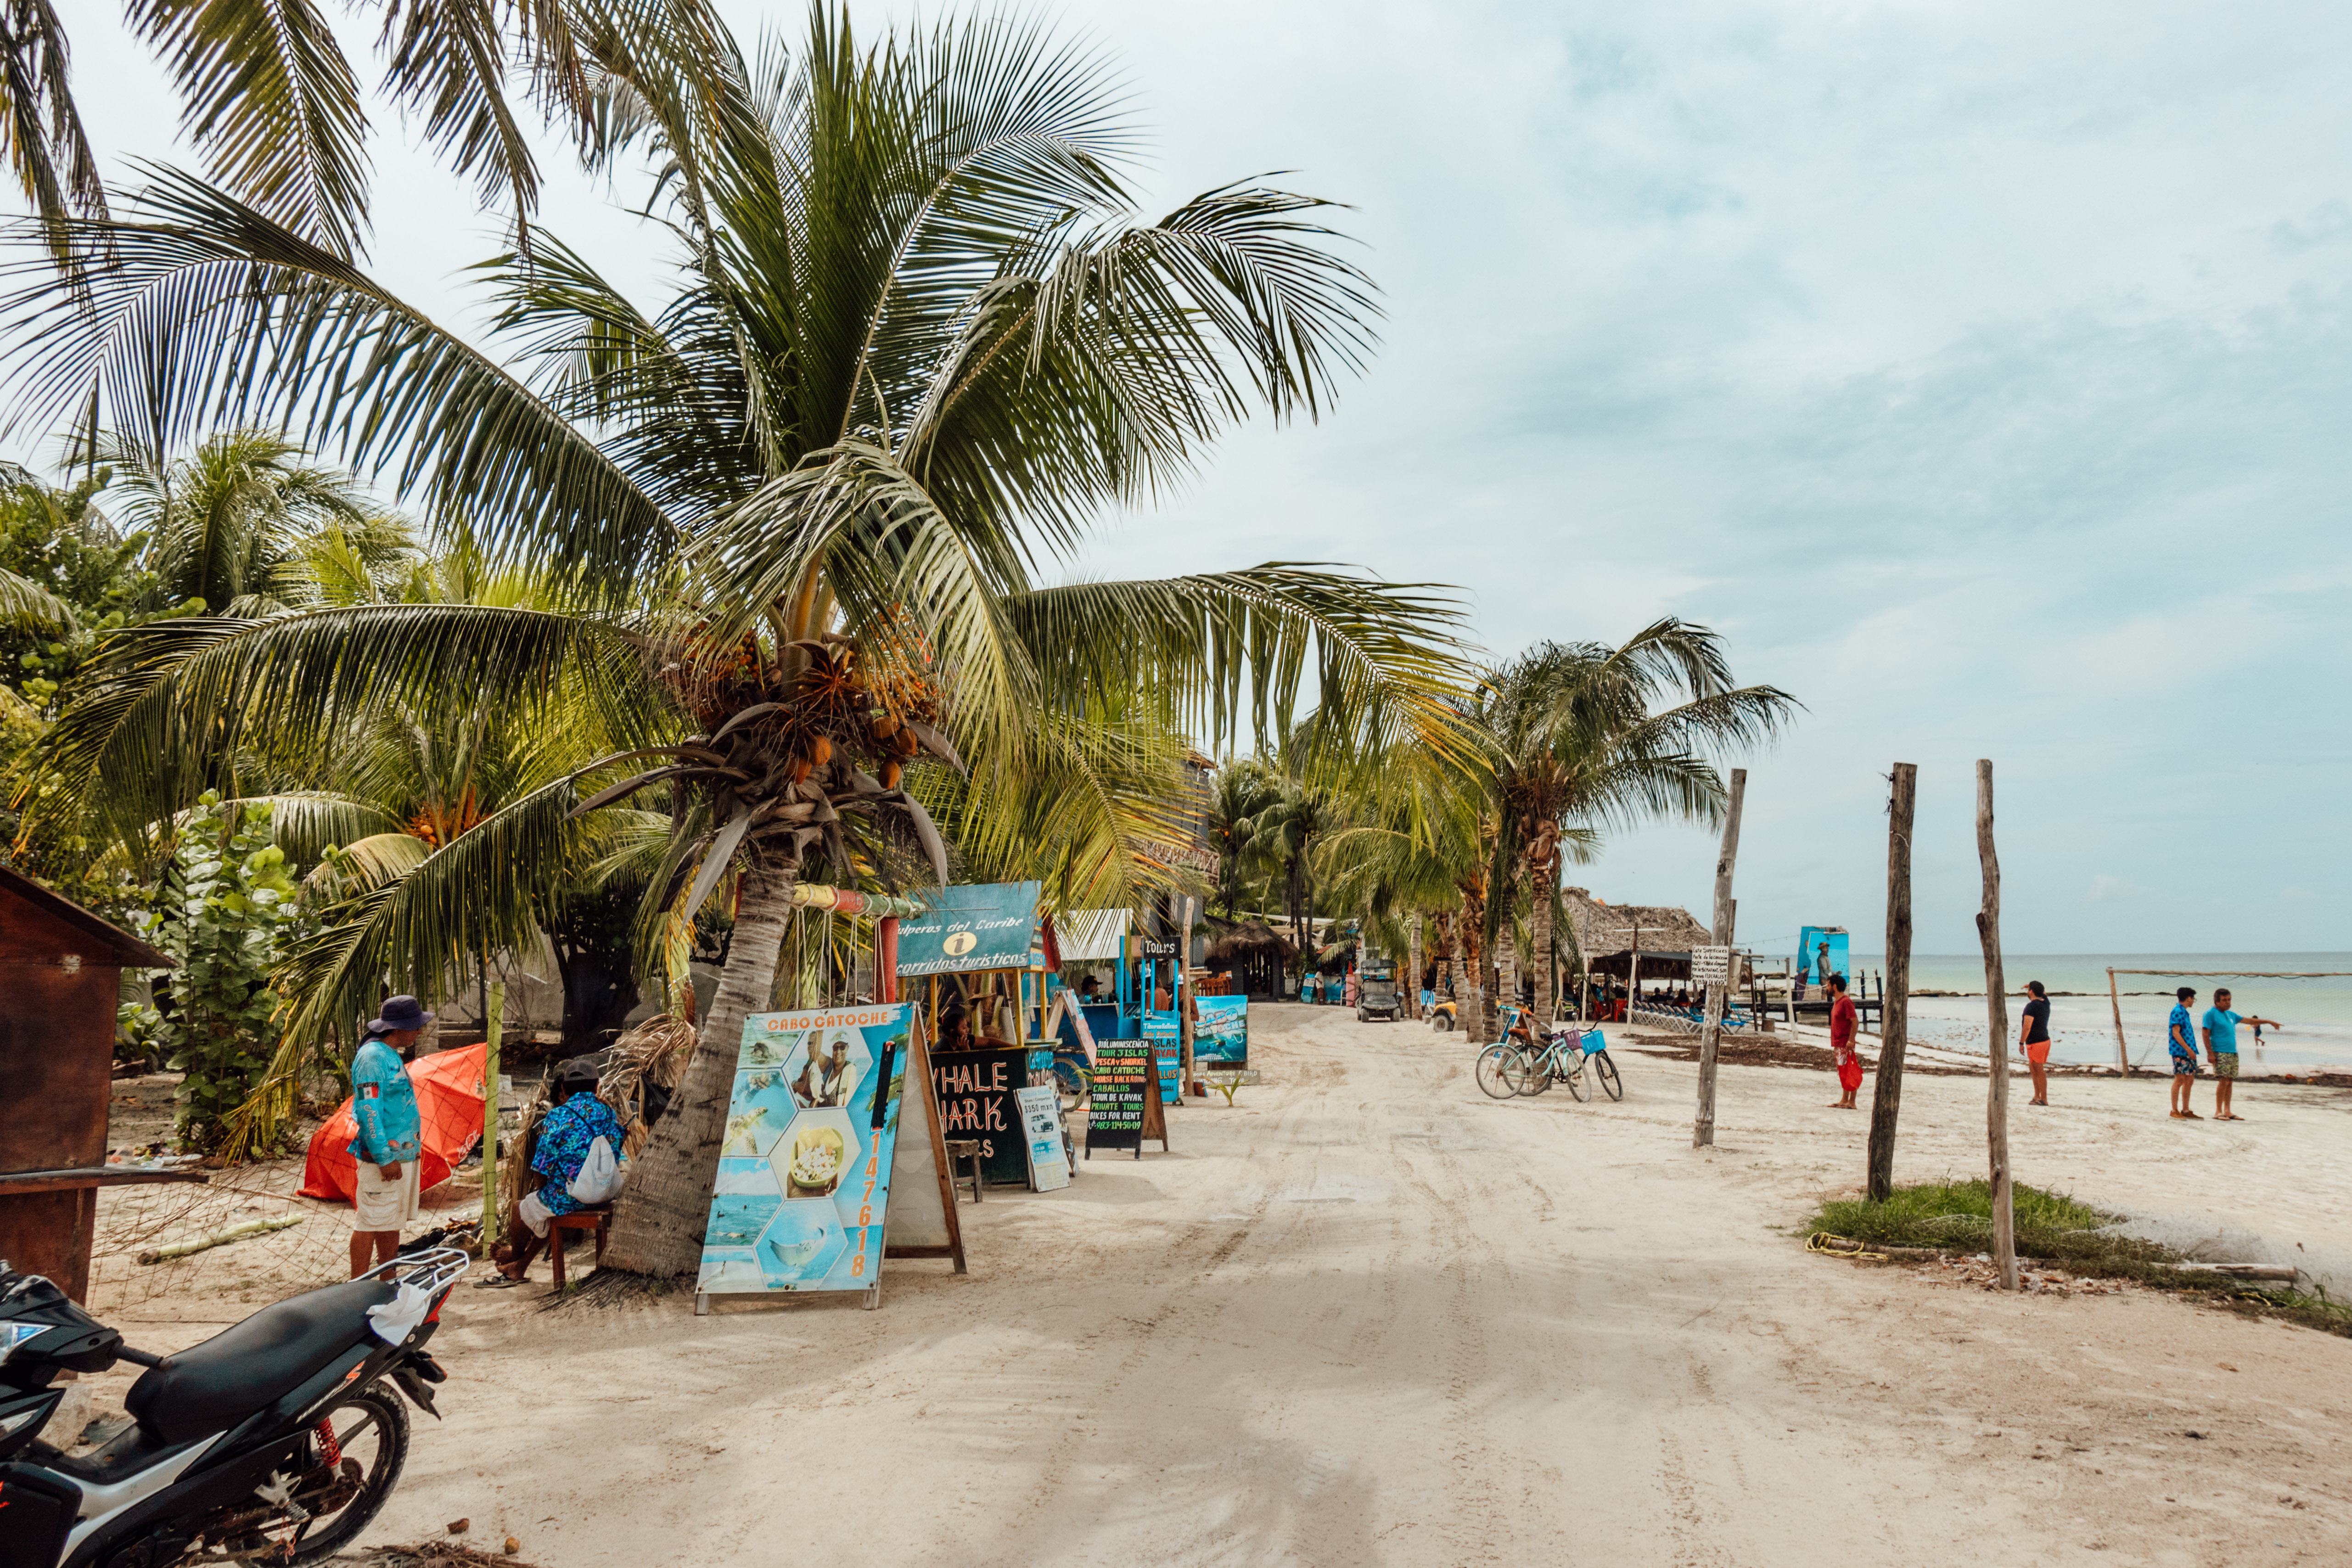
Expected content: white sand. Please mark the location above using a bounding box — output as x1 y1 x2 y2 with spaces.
79 1006 2352 1564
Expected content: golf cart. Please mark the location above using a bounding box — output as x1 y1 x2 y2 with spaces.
1358 963 1400 1022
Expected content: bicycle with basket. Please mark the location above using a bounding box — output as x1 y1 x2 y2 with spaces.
1475 1016 1623 1102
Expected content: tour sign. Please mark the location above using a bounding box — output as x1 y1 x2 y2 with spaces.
1691 946 1732 986
1086 1042 1151 1157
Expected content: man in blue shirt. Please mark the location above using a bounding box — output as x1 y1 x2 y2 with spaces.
349 995 430 1277
2200 988 2279 1123
2167 987 2200 1119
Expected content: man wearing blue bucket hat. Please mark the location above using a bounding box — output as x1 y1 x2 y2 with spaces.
348 995 430 1277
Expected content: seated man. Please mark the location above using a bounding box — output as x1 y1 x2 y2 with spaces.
494 1059 629 1281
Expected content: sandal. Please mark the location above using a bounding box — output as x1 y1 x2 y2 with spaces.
472 1274 525 1289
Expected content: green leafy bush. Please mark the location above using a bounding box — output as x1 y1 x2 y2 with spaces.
144 794 298 1150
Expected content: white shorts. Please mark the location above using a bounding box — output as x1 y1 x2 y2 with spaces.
353 1158 422 1231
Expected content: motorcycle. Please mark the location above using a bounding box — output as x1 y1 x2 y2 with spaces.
0 1242 468 1568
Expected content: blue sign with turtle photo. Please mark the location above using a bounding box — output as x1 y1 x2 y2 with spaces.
1194 994 1248 1068
695 1004 912 1296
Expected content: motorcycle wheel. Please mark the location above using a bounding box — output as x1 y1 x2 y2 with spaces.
286 1386 410 1562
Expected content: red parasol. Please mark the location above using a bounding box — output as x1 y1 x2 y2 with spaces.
300 1043 488 1203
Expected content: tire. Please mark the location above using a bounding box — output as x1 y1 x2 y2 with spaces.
1357 1007 1368 1022
1561 1055 1591 1101
287 1385 410 1562
1474 1044 1519 1100
1593 1051 1623 1101
1053 1062 1090 1112
1431 1012 1453 1033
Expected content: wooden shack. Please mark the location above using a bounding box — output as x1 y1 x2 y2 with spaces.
0 866 196 1300
1202 918 1297 1001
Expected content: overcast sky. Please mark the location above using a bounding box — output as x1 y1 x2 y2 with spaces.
49 0 2352 955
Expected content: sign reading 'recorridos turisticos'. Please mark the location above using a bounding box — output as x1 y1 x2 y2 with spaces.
893 882 1043 976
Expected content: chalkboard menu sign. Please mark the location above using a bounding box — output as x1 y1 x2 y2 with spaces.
931 1046 1030 1186
1086 1041 1153 1157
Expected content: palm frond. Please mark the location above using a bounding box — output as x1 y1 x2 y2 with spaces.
126 0 372 258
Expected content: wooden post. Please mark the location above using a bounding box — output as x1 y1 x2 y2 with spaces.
1974 759 2018 1292
1693 768 1746 1148
1178 896 1198 1089
2107 967 2128 1075
1865 763 1915 1203
481 981 504 1249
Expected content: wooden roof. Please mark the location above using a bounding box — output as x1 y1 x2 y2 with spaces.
0 865 171 968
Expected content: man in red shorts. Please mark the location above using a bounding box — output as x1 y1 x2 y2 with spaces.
1826 973 1863 1108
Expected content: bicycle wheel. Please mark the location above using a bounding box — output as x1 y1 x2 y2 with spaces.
1593 1050 1623 1101
1474 1044 1520 1100
1560 1053 1591 1101
1514 1048 1553 1096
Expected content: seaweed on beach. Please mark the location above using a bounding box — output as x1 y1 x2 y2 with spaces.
1805 1178 2352 1339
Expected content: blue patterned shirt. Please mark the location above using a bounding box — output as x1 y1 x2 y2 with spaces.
348 1038 421 1165
531 1094 628 1217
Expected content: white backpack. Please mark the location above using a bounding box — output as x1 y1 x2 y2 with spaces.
567 1135 626 1205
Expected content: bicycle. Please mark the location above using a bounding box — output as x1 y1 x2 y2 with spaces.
1477 1023 1622 1102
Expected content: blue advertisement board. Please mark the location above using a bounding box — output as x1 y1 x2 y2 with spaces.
695 1004 912 1296
893 882 1042 977
1194 995 1248 1068
1795 927 1850 1001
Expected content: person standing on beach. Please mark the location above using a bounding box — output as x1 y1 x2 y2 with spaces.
2201 988 2279 1123
2167 987 2200 1118
348 995 428 1278
1826 973 1863 1108
2020 980 2053 1106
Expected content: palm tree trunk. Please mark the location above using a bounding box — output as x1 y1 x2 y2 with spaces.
603 856 797 1276
1459 899 1488 1044
1528 873 1555 1025
1405 914 1422 1021
1494 926 1516 1037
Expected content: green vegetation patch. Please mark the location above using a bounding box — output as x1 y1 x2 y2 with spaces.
1808 1178 2352 1339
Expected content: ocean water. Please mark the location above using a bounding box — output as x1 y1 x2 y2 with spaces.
1840 954 2352 1072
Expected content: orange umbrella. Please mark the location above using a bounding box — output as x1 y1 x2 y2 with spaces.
301 1043 488 1203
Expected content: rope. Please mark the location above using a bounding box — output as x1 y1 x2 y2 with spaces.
1807 1231 1889 1261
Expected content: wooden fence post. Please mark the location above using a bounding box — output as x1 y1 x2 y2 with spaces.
1865 764 1915 1203
481 981 504 1249
2108 968 2128 1074
1974 759 2018 1291
1694 768 1747 1149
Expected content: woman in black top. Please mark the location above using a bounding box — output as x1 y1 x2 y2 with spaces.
2019 980 2052 1106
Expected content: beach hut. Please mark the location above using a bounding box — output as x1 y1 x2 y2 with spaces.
0 866 196 1301
1562 889 1715 991
1203 919 1298 1001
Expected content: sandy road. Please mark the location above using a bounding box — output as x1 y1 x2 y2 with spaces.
357 1005 2352 1567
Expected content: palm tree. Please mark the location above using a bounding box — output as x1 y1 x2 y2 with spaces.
1202 760 1277 920
0 0 624 271
1473 624 1796 1024
95 428 410 614
15 7 1472 1276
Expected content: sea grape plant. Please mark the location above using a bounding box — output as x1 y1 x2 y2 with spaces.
144 793 298 1150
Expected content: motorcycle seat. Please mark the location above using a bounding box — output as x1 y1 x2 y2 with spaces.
126 1280 398 1444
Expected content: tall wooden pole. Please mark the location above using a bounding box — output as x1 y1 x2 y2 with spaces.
1694 768 1747 1149
2107 967 2127 1074
481 981 505 1248
1865 764 1916 1202
1974 760 2018 1291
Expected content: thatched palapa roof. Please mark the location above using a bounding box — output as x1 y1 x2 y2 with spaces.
1204 918 1298 966
1562 887 1713 964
